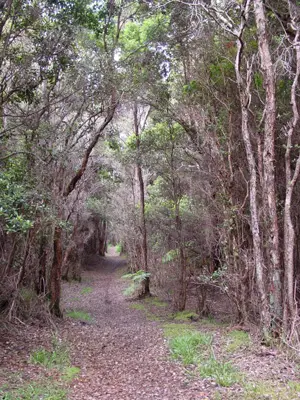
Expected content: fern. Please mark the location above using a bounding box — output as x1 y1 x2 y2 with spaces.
122 270 150 296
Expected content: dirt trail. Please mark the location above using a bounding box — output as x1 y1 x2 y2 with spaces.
61 254 209 400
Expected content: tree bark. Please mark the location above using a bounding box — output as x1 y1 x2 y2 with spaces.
234 2 271 333
133 102 150 296
50 225 63 317
283 15 300 333
254 0 282 322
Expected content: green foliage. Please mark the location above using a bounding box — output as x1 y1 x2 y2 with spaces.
142 122 185 151
125 134 137 150
144 297 167 307
30 341 70 370
47 0 110 37
199 358 242 387
226 330 251 353
115 243 122 254
254 72 263 90
105 138 121 151
243 380 300 399
19 288 37 304
162 249 178 264
80 287 93 295
163 323 196 339
163 322 242 387
86 197 106 216
62 366 80 382
0 159 34 233
120 13 170 54
182 80 199 96
122 270 150 296
66 309 92 322
170 331 212 365
173 310 199 321
209 58 235 85
129 303 146 310
0 381 67 400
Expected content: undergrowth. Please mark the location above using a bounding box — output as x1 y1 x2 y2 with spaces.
173 310 199 321
122 270 150 296
169 331 212 365
226 330 251 352
199 358 242 387
66 309 92 322
0 338 80 400
144 297 168 307
243 380 300 399
129 303 146 310
80 287 93 295
115 243 122 254
0 381 67 400
163 322 241 387
30 339 69 370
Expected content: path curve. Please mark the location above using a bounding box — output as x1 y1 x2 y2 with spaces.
61 254 209 400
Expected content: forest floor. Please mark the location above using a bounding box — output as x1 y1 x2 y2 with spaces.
1 250 300 399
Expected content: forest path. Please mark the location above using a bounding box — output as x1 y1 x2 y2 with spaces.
61 253 209 400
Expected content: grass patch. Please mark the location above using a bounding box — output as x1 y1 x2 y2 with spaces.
30 340 69 370
2 339 79 400
170 331 212 365
163 323 196 339
129 303 146 311
173 310 199 321
66 309 92 322
62 366 80 382
70 297 80 302
80 287 93 295
145 297 168 308
199 358 242 387
146 313 163 321
115 243 122 254
226 330 251 353
200 316 228 327
0 381 67 400
243 380 300 399
162 322 242 388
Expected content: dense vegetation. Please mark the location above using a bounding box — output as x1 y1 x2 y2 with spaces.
1 0 300 346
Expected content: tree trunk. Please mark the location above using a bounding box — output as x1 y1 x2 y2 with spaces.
283 17 300 334
50 225 63 317
36 235 47 294
234 5 271 333
134 102 150 296
176 209 187 311
254 0 282 322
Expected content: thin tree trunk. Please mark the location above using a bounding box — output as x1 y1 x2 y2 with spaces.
176 205 187 311
283 19 300 334
234 3 271 333
50 226 63 317
1 235 17 280
254 0 282 322
36 235 47 295
133 102 150 295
